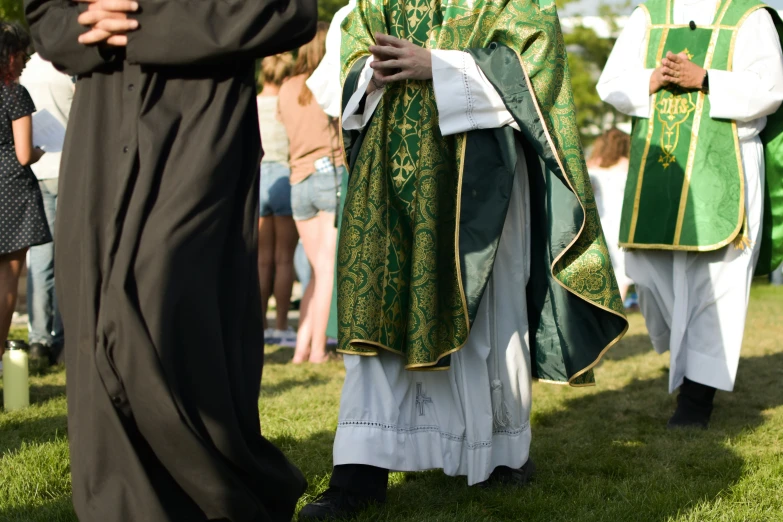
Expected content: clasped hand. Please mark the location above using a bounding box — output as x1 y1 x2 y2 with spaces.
367 33 432 92
651 51 707 93
75 0 140 47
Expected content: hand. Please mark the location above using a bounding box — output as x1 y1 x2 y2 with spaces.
649 66 670 95
368 33 432 85
31 147 45 164
661 51 706 90
76 0 140 47
365 65 395 94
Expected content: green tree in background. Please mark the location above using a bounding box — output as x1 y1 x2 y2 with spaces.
563 1 632 143
319 0 348 21
0 0 25 25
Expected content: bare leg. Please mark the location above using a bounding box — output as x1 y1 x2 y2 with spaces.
272 215 298 331
298 212 337 364
0 248 28 357
258 217 275 331
293 261 315 364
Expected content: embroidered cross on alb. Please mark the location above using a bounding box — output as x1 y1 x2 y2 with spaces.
415 382 433 416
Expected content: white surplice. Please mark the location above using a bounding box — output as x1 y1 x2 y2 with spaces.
335 51 532 485
597 0 783 393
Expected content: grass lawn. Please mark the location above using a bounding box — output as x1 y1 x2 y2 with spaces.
1 285 782 522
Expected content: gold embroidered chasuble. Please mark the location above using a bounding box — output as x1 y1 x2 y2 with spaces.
336 0 628 385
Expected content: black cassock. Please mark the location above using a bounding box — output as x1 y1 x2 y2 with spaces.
24 1 316 520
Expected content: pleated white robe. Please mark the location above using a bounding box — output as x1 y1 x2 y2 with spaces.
335 50 533 485
597 0 783 393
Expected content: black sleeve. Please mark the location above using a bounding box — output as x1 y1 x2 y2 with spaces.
125 0 318 66
25 0 118 76
7 84 36 121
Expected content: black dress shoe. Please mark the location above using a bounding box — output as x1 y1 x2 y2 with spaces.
28 343 51 364
48 343 65 366
298 487 382 521
479 459 536 488
667 377 716 430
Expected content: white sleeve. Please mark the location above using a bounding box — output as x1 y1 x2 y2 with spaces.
431 50 519 136
708 9 783 123
596 8 654 118
341 57 385 130
306 4 354 118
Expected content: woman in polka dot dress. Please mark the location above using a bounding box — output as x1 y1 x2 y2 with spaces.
0 22 51 362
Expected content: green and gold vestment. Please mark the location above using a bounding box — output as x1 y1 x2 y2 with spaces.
621 0 783 275
336 0 629 385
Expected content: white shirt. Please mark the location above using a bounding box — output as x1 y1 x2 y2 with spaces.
597 0 783 140
306 1 357 118
20 53 74 180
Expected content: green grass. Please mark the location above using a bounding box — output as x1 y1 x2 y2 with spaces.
2 285 782 521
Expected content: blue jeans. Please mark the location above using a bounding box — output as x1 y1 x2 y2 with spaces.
27 179 63 347
290 167 343 221
259 161 293 216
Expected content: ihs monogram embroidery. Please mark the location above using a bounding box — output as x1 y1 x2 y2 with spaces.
655 90 697 168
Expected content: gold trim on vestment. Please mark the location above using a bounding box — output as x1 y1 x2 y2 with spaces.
629 27 669 243
516 54 628 387
672 20 722 245
641 6 652 58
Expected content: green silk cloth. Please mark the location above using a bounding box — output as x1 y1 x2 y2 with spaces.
622 0 783 272
337 0 628 385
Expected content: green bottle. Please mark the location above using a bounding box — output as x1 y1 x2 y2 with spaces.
3 340 30 411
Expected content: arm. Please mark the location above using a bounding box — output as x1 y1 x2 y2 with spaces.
709 9 783 123
431 50 519 136
342 57 385 130
125 0 317 66
24 0 119 76
12 116 44 167
357 35 520 135
596 8 658 118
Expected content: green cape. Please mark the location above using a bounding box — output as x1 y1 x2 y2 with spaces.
336 0 628 385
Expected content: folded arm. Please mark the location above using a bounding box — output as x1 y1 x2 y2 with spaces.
125 0 317 66
343 38 519 135
25 0 118 76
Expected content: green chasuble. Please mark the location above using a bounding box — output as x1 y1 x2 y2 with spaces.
621 0 783 275
336 0 629 385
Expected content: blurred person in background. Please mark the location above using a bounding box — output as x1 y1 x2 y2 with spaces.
587 128 633 303
278 22 345 364
771 263 782 285
0 22 50 369
20 52 73 366
257 53 297 346
305 0 356 342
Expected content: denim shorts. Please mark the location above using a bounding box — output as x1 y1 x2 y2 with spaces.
259 161 293 217
291 166 345 221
